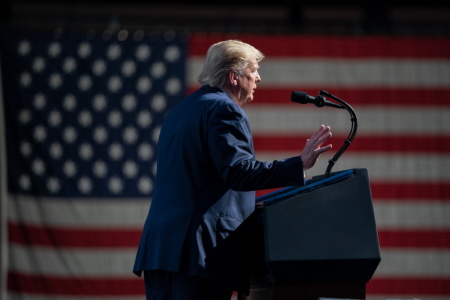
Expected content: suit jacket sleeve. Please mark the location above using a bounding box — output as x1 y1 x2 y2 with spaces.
208 102 304 191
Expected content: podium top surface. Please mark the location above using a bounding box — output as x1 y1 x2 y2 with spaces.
256 169 355 206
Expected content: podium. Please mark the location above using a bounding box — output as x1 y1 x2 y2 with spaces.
205 168 381 300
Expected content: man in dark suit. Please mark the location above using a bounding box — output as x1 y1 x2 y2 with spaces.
133 39 332 300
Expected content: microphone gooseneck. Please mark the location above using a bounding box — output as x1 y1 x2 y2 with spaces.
319 90 358 177
291 90 358 177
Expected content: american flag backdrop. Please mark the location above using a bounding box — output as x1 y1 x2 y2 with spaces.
1 31 450 300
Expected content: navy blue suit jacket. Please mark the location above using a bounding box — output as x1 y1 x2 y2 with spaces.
133 85 304 278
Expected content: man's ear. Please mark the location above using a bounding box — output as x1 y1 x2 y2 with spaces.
228 71 238 86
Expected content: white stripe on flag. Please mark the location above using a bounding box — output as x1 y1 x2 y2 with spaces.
9 244 136 276
375 249 450 276
7 194 149 227
374 202 450 229
8 194 450 229
245 106 450 134
188 58 450 87
9 244 450 279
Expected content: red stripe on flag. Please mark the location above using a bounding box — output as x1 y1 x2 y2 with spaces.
378 229 450 249
253 134 450 154
367 277 450 295
8 221 141 248
187 87 450 107
17 223 450 249
7 271 144 296
371 182 450 200
189 34 450 58
253 87 450 107
256 182 450 200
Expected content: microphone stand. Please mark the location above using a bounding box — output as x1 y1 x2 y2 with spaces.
319 90 358 178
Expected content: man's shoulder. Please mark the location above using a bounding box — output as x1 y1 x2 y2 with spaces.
170 86 244 121
191 86 239 110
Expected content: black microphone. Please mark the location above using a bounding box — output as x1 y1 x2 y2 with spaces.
291 91 344 109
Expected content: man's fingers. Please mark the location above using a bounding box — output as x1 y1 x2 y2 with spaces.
308 129 332 150
317 131 332 147
309 125 328 140
315 144 332 155
309 125 331 144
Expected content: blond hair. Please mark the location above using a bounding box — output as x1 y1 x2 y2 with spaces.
197 40 264 88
